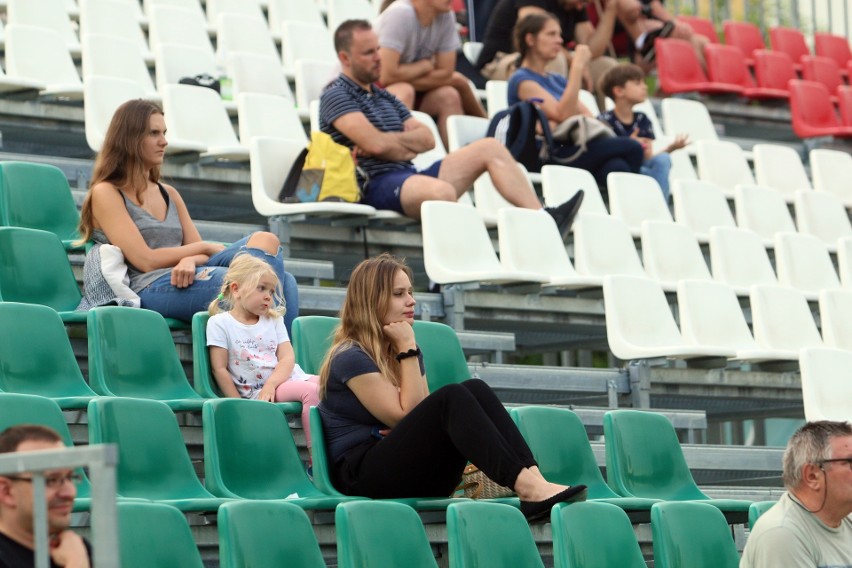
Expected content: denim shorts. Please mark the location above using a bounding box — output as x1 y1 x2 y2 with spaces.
138 235 299 333
362 160 443 213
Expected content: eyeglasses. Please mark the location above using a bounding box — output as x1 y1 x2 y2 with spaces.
4 472 83 488
819 458 852 470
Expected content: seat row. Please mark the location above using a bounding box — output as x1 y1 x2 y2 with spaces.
113 497 749 568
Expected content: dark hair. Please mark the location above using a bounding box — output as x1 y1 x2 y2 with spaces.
783 420 852 489
334 19 373 54
598 63 645 100
379 0 397 12
514 12 559 62
0 425 62 454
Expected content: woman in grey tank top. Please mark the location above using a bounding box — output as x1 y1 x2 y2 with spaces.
77 99 299 332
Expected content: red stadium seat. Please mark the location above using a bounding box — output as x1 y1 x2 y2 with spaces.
838 85 852 126
814 32 851 79
802 55 843 104
677 15 719 44
723 20 765 66
770 26 811 71
656 38 744 95
752 49 795 98
704 44 788 100
788 79 852 138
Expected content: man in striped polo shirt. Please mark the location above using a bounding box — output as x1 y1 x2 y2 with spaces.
319 19 583 238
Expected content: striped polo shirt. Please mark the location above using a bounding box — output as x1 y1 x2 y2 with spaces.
319 74 413 184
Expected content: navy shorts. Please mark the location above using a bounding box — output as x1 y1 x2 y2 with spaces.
362 160 443 214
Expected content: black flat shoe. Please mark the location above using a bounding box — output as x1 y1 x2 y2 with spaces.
520 485 588 523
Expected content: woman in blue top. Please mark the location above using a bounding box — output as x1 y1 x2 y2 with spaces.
507 12 643 191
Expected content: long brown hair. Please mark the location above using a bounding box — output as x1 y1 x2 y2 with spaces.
319 253 414 398
77 99 164 244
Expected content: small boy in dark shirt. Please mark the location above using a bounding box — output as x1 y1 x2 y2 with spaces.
597 63 688 201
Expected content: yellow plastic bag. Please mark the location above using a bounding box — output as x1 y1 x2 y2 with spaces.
278 131 360 203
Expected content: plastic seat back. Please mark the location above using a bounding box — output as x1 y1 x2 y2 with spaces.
655 38 711 93
750 285 823 353
7 0 81 53
485 80 508 118
802 54 843 95
541 165 608 216
753 143 812 199
705 44 755 88
733 184 797 242
117 502 204 568
723 20 765 63
552 501 646 568
230 51 294 101
661 98 719 144
88 397 218 502
0 162 80 246
671 179 736 241
162 83 242 155
708 226 778 293
202 398 321 499
604 409 708 501
281 21 336 73
215 13 279 68
793 189 852 247
84 75 148 153
80 0 152 61
473 168 534 227
800 347 852 422
573 214 646 278
447 501 545 568
191 312 222 398
677 15 718 43
676 279 758 352
446 114 488 152
511 406 618 499
291 315 339 374
218 501 326 568
237 91 305 146
753 49 796 93
641 221 712 289
410 110 447 171
294 58 337 111
498 207 586 282
0 303 97 404
651 501 739 568
0 227 82 311
153 41 217 92
819 288 852 350
205 0 265 28
695 140 755 197
148 4 215 59
86 306 202 405
412 320 471 391
0 393 92 503
770 26 811 65
309 405 345 496
838 85 852 126
748 500 776 529
5 24 82 94
268 0 325 33
325 0 374 32
607 172 672 235
815 32 852 69
336 501 439 568
789 79 845 138
810 148 852 205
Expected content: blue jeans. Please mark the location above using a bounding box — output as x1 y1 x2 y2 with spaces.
138 236 299 334
641 153 673 202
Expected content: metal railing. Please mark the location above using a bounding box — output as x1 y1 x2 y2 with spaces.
0 445 119 568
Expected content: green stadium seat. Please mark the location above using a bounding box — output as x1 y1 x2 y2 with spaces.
87 307 205 411
511 406 659 522
88 397 234 511
291 315 469 391
202 398 361 508
651 501 740 568
117 502 204 568
551 501 646 568
335 501 439 568
308 406 458 510
604 410 752 523
218 501 326 568
446 501 545 568
748 500 776 529
291 315 338 374
0 303 97 408
0 161 83 251
191 312 301 413
0 227 86 323
0 393 92 512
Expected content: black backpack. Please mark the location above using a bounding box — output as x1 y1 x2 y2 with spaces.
486 100 554 173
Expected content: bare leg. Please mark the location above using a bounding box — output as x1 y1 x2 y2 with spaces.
417 85 463 149
384 82 416 109
245 231 281 255
438 138 540 209
449 71 487 118
399 175 458 219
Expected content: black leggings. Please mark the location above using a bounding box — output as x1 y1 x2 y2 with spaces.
562 136 645 189
333 379 537 499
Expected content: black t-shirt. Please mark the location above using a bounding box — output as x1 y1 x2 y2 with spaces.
0 531 92 568
317 343 424 465
476 0 590 69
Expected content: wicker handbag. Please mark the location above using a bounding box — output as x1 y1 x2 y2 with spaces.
455 464 515 499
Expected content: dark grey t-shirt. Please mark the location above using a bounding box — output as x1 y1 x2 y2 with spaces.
318 343 424 464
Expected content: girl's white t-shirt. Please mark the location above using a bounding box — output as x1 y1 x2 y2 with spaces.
206 312 309 400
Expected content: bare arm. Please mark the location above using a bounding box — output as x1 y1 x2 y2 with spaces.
379 47 435 85
333 112 434 160
574 1 618 59
91 182 222 273
256 341 297 402
407 51 457 91
49 530 90 568
517 46 592 122
209 346 242 398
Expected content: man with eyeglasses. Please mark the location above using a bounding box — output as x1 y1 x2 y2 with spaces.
0 425 91 568
741 420 852 568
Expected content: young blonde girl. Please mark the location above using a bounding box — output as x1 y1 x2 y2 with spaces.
207 254 319 452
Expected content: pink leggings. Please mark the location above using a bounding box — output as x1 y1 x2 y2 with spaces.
275 375 320 448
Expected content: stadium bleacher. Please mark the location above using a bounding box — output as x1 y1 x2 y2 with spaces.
2 0 852 564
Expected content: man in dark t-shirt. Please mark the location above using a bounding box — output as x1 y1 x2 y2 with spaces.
476 0 618 105
0 426 91 568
